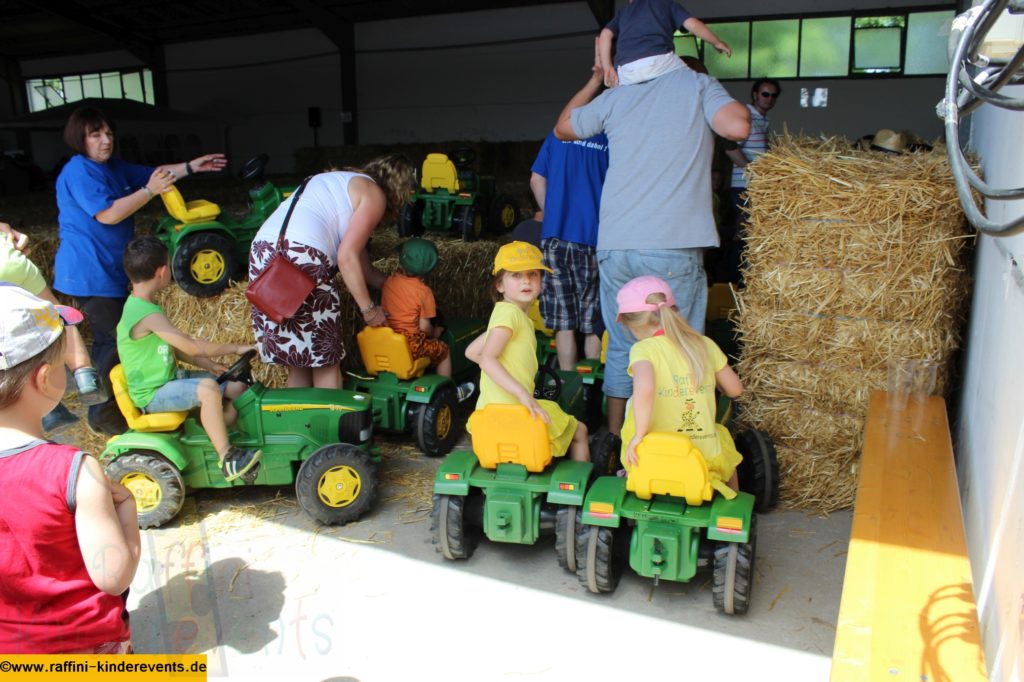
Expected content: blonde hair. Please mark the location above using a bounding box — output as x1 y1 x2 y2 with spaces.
619 292 709 387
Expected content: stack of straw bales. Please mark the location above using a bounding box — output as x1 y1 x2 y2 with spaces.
734 134 973 511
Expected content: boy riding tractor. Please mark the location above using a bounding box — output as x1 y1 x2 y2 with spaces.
102 351 379 529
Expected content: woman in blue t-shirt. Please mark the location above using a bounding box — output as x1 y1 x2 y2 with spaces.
54 106 226 434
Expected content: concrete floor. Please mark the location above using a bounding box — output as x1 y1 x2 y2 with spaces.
126 438 852 682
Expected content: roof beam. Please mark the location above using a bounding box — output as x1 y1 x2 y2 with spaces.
26 0 157 65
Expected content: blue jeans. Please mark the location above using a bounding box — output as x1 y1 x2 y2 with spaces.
597 248 707 399
144 371 223 413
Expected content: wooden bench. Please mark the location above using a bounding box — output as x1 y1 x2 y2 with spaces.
831 391 988 681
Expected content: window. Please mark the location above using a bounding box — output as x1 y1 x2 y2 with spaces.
24 69 155 112
673 7 954 80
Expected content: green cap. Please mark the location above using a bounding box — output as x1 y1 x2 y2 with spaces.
399 238 439 276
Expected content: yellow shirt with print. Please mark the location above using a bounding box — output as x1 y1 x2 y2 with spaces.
622 335 741 480
474 301 577 456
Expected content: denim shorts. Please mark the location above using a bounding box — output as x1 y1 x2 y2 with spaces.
597 248 707 399
144 370 223 413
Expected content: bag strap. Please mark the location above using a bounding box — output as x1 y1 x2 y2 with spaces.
275 175 314 252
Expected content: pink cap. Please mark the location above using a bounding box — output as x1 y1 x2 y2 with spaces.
615 276 675 321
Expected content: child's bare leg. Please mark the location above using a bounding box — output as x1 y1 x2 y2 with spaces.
569 422 589 462
196 379 230 460
222 381 246 428
727 470 739 493
436 353 452 378
311 364 341 389
287 366 312 388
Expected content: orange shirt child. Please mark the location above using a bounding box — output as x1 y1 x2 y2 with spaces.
381 238 450 368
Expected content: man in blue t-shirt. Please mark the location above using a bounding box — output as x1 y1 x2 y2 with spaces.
529 130 609 371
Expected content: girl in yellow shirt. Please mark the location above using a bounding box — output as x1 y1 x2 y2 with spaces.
616 275 743 491
467 242 589 462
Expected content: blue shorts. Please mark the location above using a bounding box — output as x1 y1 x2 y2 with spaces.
144 371 224 413
597 248 707 399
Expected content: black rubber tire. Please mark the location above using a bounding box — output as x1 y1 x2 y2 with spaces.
488 194 520 233
533 365 562 401
431 494 479 560
712 515 757 615
295 444 378 525
398 202 424 237
238 154 269 181
589 430 622 478
575 524 623 594
414 385 461 457
555 506 580 573
105 452 186 529
172 232 238 297
734 429 780 513
454 204 482 242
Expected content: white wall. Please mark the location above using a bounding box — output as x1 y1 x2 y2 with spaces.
8 1 952 171
957 84 1024 682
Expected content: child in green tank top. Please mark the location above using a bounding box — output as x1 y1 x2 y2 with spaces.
116 236 260 482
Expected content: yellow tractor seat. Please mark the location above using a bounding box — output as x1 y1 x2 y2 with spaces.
469 404 552 473
110 364 189 433
420 153 460 194
160 186 222 226
356 326 429 380
627 432 713 505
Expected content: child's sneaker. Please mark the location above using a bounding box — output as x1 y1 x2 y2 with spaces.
455 381 476 403
222 447 262 482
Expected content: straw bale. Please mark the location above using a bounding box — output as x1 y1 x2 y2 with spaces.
733 134 973 511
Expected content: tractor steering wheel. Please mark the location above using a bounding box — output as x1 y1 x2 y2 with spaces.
217 349 257 385
239 154 269 182
533 365 563 402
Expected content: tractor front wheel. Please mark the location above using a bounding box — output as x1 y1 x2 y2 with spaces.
296 444 378 525
105 452 186 529
431 494 479 560
555 506 580 573
575 524 623 594
414 386 461 457
454 204 482 242
712 515 757 615
172 232 237 297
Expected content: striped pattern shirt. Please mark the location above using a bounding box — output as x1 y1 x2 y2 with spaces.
731 104 770 189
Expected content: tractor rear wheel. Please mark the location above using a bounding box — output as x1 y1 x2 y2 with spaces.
454 204 482 242
172 232 237 297
576 524 623 594
589 430 622 478
399 202 424 237
735 429 780 513
488 194 520 233
555 506 580 573
414 386 461 457
106 452 185 529
712 515 757 615
296 444 377 525
431 493 480 560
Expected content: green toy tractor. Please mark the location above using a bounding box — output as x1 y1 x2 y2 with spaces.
154 154 296 297
346 318 486 457
399 150 519 242
575 426 778 614
101 351 378 529
431 403 593 570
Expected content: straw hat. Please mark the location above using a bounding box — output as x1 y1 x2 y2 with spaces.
860 129 908 154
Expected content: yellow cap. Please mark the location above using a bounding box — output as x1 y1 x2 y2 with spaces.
492 241 553 275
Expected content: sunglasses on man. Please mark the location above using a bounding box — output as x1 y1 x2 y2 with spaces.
759 91 779 99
